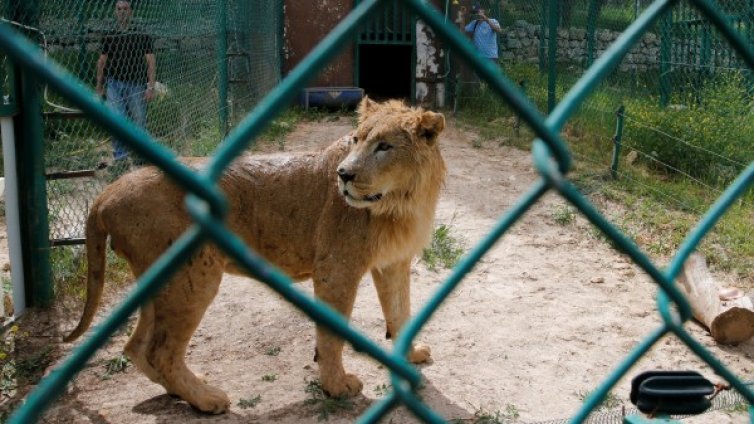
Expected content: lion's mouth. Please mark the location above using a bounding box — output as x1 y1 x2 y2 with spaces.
343 190 383 204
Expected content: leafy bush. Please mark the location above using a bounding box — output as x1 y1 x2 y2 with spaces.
624 71 754 186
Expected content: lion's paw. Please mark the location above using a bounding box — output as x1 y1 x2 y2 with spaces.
190 384 231 414
321 373 363 398
408 343 432 364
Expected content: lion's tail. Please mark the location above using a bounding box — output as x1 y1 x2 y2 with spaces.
63 200 109 343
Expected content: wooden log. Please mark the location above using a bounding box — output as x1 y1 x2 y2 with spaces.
677 253 754 344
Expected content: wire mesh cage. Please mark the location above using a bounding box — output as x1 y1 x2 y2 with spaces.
2 0 282 245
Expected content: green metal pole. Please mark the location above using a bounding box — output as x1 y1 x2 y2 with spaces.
278 0 285 82
8 0 53 308
76 0 87 81
610 105 625 180
538 0 546 73
659 10 670 107
586 0 598 68
547 0 557 112
217 0 229 134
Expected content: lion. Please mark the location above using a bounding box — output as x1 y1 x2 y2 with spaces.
64 97 446 414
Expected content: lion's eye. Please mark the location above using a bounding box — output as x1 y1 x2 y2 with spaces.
375 142 393 152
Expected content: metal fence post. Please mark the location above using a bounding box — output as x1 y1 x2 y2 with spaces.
218 0 229 134
547 0 557 112
610 105 625 180
538 0 546 73
659 9 670 107
586 0 598 68
7 0 53 308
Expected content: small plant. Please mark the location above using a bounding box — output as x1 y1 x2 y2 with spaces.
551 204 576 226
264 346 282 356
261 373 278 382
422 224 465 272
237 394 261 409
468 404 520 423
576 389 623 411
304 378 354 421
101 354 130 380
373 383 391 397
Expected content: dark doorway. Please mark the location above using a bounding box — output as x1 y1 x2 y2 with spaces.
358 44 412 101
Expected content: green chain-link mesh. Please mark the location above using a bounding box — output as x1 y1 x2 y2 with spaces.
2 0 754 422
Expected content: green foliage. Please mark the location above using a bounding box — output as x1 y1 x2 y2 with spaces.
373 383 391 397
551 204 576 226
455 404 521 423
576 389 623 411
264 346 281 356
261 373 277 382
422 224 465 272
237 394 262 409
101 354 130 380
624 71 754 186
303 379 354 421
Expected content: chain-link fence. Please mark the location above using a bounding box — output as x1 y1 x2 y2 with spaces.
4 0 754 422
2 0 282 281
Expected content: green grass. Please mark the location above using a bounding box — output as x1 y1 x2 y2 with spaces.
456 62 754 288
261 373 278 382
101 354 131 380
453 404 521 423
422 224 465 272
551 204 576 226
264 346 282 356
237 394 262 409
576 389 623 411
303 379 354 421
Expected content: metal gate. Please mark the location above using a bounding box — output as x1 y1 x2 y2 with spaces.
355 0 416 100
660 0 754 105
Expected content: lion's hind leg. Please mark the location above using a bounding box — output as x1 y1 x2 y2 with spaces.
124 301 162 384
141 248 230 414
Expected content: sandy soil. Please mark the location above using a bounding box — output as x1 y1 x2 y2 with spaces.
7 116 754 423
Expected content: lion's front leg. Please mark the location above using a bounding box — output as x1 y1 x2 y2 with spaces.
371 260 431 364
312 268 364 398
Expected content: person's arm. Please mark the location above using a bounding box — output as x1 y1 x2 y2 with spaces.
486 17 502 34
145 52 156 101
96 53 107 98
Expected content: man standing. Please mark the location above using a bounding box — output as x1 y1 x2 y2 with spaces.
464 4 502 63
96 0 156 166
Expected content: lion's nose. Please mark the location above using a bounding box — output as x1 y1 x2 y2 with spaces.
337 168 356 183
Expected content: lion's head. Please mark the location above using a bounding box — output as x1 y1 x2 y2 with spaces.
336 98 446 216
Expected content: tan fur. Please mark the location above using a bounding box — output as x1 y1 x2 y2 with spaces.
64 98 446 414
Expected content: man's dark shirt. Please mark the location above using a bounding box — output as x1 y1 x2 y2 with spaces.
101 28 154 83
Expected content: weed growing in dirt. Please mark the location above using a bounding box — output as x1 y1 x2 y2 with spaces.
455 404 521 423
422 224 465 272
551 204 576 226
304 378 354 421
264 346 281 356
576 389 623 411
101 354 130 380
238 394 261 409
373 383 391 397
261 373 277 382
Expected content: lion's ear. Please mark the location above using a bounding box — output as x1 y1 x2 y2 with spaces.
417 111 445 145
357 96 379 123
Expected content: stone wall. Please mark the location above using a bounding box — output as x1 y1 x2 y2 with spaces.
500 20 661 72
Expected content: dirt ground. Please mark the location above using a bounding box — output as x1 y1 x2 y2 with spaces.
4 116 754 423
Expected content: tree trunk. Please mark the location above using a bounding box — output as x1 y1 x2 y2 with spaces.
677 253 754 344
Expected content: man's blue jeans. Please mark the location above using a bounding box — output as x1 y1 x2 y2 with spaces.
105 78 147 161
